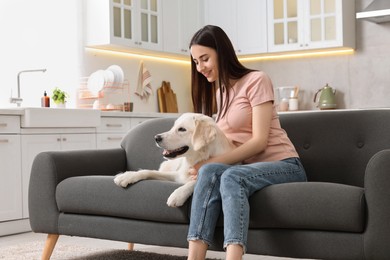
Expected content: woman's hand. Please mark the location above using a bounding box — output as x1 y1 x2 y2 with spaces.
189 161 205 180
189 167 198 180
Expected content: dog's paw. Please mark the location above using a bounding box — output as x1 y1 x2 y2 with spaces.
114 171 138 187
167 190 187 207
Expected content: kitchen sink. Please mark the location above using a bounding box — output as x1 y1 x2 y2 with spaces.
21 107 101 128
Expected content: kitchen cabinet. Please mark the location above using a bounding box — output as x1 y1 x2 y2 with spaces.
203 0 268 55
0 116 22 223
21 132 96 218
267 0 355 53
163 0 202 55
85 0 163 52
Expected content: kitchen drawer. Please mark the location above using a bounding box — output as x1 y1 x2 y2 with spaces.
0 116 20 134
97 117 131 133
96 133 126 149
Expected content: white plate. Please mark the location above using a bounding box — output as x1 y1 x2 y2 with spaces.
107 65 124 86
103 69 115 87
87 70 105 95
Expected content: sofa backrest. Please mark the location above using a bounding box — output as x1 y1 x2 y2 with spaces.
121 109 390 188
279 109 390 187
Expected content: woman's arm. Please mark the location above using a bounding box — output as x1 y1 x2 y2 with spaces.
193 101 273 171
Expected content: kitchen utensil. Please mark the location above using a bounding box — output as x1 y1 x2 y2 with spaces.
157 81 178 113
276 86 299 111
107 65 124 86
314 83 337 109
87 70 105 95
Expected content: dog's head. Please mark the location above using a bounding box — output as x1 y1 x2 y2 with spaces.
154 113 218 161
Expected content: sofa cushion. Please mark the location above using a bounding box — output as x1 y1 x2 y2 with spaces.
249 182 366 233
56 176 190 224
57 176 365 233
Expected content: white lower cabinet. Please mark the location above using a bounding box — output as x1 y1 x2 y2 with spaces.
21 133 96 218
0 135 22 222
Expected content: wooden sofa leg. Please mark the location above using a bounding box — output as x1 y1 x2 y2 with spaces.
128 243 134 250
41 234 59 260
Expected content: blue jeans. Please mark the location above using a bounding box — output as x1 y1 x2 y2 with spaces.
187 157 307 252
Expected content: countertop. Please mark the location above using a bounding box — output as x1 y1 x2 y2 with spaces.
0 108 180 118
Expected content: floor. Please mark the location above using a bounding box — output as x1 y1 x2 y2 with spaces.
0 232 302 260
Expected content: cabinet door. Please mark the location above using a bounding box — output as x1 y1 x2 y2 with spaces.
236 0 268 54
163 0 201 55
111 0 138 47
267 0 303 52
203 0 267 55
138 0 162 50
0 135 22 222
203 0 237 51
304 0 341 49
21 135 61 218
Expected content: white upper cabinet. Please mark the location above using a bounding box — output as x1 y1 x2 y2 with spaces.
163 0 201 55
203 0 268 55
267 0 355 53
85 0 163 51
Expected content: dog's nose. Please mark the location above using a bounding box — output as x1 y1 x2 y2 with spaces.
155 134 163 143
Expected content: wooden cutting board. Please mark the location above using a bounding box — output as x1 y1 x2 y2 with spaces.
157 81 178 113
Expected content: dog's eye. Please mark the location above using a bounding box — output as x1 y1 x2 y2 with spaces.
178 127 186 132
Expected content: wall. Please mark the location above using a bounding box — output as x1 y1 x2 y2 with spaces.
245 0 390 110
0 0 82 108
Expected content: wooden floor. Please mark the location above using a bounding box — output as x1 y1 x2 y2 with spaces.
0 232 302 259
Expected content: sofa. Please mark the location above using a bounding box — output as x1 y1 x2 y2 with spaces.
29 109 390 260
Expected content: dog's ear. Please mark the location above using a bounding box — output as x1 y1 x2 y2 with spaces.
192 118 217 151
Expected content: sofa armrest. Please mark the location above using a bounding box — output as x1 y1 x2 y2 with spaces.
364 149 390 259
28 148 127 234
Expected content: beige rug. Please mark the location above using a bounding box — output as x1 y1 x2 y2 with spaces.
0 241 220 260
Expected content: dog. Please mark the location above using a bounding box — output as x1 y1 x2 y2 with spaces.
114 113 235 207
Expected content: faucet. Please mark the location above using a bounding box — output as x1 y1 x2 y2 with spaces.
10 69 47 107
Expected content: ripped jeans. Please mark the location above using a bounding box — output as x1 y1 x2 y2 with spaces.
187 157 307 253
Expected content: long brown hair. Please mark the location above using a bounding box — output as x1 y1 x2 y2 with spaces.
189 25 254 120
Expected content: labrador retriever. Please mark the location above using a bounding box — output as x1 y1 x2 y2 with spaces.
114 113 235 207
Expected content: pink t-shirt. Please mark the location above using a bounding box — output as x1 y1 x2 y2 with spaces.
216 71 298 163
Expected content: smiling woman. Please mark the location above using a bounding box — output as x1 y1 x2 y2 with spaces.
0 0 82 108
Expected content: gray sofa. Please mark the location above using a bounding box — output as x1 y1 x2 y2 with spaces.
29 109 390 260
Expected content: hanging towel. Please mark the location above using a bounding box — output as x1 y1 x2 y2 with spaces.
135 61 153 100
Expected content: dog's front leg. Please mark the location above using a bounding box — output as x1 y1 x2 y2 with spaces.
167 180 196 207
114 170 178 187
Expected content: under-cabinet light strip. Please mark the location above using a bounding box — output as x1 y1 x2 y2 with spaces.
239 49 354 62
85 47 191 65
85 47 354 64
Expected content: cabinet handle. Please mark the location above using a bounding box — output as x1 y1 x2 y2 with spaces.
62 138 67 141
107 137 123 141
0 139 9 143
181 49 188 53
57 138 61 142
0 123 7 127
106 123 123 127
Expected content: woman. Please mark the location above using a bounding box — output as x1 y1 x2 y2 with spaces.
187 25 307 260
